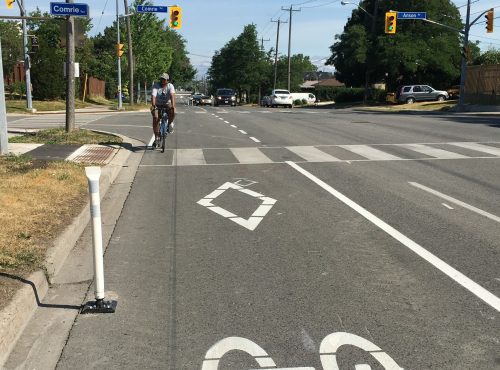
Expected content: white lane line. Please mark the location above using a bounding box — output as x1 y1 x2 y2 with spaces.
173 149 207 165
398 143 468 159
287 162 500 312
409 182 500 224
148 135 155 147
442 203 455 210
286 146 340 162
231 148 273 164
219 117 224 121
250 137 261 143
224 120 230 124
339 145 401 160
239 130 248 135
450 142 500 156
230 125 237 128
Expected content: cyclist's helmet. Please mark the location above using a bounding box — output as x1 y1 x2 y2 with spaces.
159 73 169 81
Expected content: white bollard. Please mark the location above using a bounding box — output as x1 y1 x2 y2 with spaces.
81 166 117 314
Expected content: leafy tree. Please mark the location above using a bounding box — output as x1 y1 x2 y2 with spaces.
0 21 23 77
274 54 317 92
327 0 462 91
474 48 500 65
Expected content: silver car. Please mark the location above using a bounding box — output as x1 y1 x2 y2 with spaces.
396 85 449 104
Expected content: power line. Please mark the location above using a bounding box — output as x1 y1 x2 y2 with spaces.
299 0 342 9
95 0 110 33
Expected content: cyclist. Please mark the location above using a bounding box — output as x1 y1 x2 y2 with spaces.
151 73 176 147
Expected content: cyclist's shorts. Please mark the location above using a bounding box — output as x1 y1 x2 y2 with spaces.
152 106 175 122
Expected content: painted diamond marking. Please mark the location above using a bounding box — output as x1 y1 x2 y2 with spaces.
197 182 277 231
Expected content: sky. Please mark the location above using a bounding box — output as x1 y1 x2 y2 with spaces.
1 0 499 78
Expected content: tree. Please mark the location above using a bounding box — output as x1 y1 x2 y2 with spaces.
275 54 317 92
327 0 462 91
474 48 500 65
0 21 23 77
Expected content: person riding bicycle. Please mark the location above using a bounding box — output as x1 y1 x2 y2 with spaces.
151 73 176 147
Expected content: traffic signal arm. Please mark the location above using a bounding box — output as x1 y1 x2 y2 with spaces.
385 12 397 34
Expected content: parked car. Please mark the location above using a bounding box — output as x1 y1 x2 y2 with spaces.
290 92 316 104
214 88 237 106
447 85 460 99
396 85 449 104
270 89 293 108
260 95 272 107
199 95 213 106
191 93 203 105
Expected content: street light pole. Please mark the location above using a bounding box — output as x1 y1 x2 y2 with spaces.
116 0 123 109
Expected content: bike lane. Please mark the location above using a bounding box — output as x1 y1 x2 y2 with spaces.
56 157 498 369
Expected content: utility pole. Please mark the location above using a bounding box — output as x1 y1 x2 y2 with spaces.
260 37 270 51
271 18 287 91
65 0 76 132
116 0 123 109
124 0 134 106
16 0 33 112
458 0 471 111
282 5 300 91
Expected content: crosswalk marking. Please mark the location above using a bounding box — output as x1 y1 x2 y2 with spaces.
339 145 401 160
173 149 206 165
450 142 500 156
143 142 500 166
230 148 273 164
286 146 340 162
398 144 468 159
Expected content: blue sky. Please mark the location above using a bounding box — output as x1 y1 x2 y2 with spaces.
1 0 499 77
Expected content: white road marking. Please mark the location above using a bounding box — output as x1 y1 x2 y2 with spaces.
224 120 230 123
442 203 455 210
231 148 273 164
173 149 206 165
249 137 261 143
339 145 401 160
399 143 468 159
450 142 500 156
148 135 155 147
410 182 500 224
288 162 500 312
286 146 340 162
238 130 247 134
230 124 237 128
219 117 224 120
197 182 277 231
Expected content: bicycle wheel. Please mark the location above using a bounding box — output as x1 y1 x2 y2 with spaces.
161 131 166 152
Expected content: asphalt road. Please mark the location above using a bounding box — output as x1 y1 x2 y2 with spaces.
13 107 500 369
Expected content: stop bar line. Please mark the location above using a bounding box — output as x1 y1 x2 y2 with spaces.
286 161 500 312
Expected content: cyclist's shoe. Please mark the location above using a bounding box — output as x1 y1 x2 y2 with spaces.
168 122 175 133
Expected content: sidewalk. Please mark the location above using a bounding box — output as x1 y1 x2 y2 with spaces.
0 133 145 368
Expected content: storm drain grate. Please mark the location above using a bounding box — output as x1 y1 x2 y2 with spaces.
67 145 117 165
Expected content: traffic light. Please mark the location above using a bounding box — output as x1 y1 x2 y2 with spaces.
385 11 397 34
169 6 182 29
31 36 39 53
6 0 15 9
485 9 494 33
116 43 124 57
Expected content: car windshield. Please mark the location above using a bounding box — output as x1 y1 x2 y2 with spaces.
275 90 290 95
217 89 234 95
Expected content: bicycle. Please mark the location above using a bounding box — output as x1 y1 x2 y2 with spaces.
154 106 170 153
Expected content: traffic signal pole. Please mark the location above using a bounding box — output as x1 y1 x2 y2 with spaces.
457 0 471 112
116 0 123 109
16 0 33 112
65 0 76 132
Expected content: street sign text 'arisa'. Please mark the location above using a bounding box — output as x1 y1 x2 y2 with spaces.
397 12 427 20
50 2 89 17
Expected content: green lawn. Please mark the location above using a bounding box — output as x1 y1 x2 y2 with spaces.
6 99 91 113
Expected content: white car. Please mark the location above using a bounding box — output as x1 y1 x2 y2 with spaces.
270 89 293 108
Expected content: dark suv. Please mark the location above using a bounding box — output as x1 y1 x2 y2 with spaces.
215 88 236 106
396 85 449 104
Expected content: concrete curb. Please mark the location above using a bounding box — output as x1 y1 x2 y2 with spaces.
0 133 141 366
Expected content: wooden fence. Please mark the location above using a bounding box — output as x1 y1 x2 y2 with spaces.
465 64 500 105
84 76 105 98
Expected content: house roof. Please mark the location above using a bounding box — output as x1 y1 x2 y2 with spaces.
314 78 344 87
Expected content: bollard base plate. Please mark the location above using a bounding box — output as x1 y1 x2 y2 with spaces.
80 300 118 314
